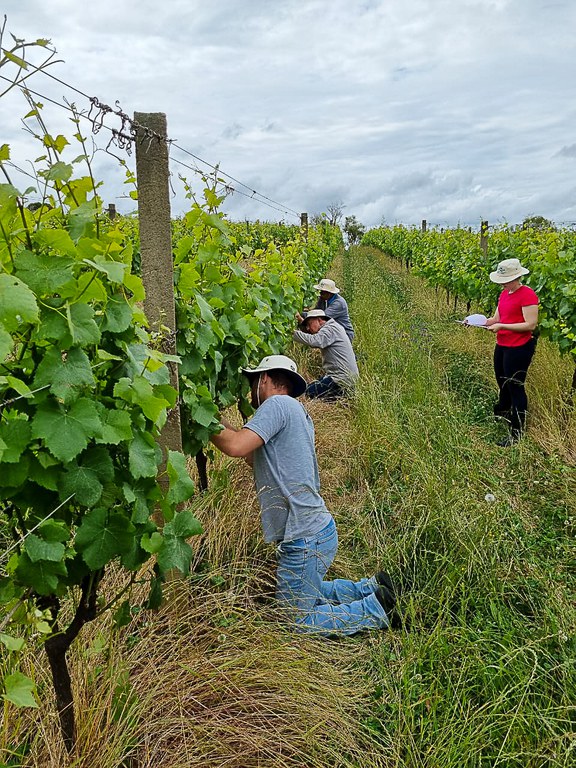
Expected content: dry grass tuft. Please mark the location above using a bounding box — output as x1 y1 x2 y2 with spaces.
126 583 385 768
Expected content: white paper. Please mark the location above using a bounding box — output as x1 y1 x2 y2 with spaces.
463 313 488 327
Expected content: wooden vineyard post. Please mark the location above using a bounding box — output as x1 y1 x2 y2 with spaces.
107 203 116 220
134 113 183 505
301 212 308 240
480 220 489 260
421 219 427 232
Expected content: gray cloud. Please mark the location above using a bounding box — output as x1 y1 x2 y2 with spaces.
2 0 575 227
556 144 576 158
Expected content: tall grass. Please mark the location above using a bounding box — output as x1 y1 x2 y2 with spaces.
344 246 576 767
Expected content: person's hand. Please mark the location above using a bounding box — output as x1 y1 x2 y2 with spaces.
487 322 503 333
295 311 304 324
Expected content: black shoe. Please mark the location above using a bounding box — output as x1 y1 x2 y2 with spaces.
374 573 402 629
497 432 521 447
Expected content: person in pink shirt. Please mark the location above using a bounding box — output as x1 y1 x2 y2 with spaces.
484 258 539 446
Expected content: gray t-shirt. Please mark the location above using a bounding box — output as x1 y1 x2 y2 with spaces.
244 395 332 543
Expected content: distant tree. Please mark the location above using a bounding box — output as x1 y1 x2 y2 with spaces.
311 212 327 227
326 201 345 227
522 215 555 230
343 215 366 246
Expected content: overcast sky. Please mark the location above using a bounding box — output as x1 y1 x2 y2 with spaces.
2 0 576 228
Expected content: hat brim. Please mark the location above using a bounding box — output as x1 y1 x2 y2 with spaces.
489 267 530 284
313 283 340 293
242 367 307 398
304 313 329 324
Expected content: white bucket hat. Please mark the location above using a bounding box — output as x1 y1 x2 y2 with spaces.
313 278 340 294
303 309 329 325
242 355 307 397
489 258 530 284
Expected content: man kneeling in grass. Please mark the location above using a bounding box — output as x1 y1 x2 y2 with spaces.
210 354 400 636
293 310 359 400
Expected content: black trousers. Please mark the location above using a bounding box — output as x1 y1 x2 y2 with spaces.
493 338 536 435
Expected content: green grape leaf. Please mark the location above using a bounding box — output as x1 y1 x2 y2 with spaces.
194 324 216 355
123 343 170 385
33 227 78 257
122 273 145 302
190 397 219 428
37 519 70 542
113 600 132 628
33 347 95 404
59 462 102 508
177 263 200 296
14 249 75 294
0 324 12 361
24 534 66 563
66 302 101 347
0 455 30 487
129 433 159 479
75 507 136 569
145 572 163 609
28 457 59 491
0 274 39 331
45 161 72 182
166 451 195 505
156 535 192 575
195 293 215 322
83 258 128 284
15 554 68 595
0 633 25 652
31 398 101 463
34 304 69 344
95 408 133 444
167 508 202 538
59 445 115 508
0 416 31 463
68 200 97 240
141 531 163 554
2 672 39 709
1 376 32 398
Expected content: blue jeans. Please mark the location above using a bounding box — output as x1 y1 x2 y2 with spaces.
305 376 344 400
275 518 390 635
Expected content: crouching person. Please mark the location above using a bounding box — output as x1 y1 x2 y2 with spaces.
293 309 359 400
209 355 399 635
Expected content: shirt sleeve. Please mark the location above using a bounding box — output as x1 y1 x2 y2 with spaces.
293 327 331 348
521 287 539 306
244 397 287 443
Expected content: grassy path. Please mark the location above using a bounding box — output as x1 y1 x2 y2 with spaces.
339 245 575 767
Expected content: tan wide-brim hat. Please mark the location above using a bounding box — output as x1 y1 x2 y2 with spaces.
313 278 340 294
242 355 307 398
489 258 530 284
303 309 329 328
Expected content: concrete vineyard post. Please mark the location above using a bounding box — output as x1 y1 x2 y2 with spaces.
134 111 183 480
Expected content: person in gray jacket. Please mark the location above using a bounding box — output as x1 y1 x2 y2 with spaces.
293 309 359 400
313 278 354 340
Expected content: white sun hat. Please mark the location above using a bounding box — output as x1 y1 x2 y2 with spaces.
313 278 340 294
241 355 307 397
303 309 329 324
489 258 530 284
